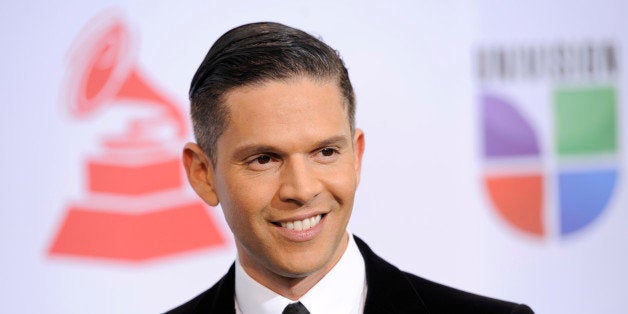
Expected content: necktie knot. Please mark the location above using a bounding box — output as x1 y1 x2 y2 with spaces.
282 301 310 314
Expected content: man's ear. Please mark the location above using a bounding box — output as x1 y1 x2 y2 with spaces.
182 142 219 206
353 128 365 185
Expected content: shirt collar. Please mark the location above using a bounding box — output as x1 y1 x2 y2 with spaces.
235 232 366 314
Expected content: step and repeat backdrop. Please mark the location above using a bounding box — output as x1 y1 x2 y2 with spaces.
2 1 626 313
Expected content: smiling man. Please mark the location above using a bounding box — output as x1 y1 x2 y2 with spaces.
167 22 533 314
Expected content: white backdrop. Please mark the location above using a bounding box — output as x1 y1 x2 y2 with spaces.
1 1 626 313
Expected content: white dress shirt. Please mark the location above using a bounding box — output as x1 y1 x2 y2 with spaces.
234 233 367 314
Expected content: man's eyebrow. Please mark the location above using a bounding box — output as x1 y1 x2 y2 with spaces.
314 135 349 149
232 145 277 160
231 135 350 160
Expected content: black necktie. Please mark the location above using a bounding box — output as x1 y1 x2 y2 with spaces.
282 301 310 314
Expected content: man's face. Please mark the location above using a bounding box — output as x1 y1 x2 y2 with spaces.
208 76 364 282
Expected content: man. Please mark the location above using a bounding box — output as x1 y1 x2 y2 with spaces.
168 22 533 314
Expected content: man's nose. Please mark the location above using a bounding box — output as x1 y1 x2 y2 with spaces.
278 157 323 206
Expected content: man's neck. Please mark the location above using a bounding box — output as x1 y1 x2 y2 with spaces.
237 233 350 300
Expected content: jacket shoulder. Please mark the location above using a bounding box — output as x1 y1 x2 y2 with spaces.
164 284 219 314
353 235 533 314
402 271 534 314
164 264 236 314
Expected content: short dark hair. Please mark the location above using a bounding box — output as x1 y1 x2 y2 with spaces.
189 22 355 164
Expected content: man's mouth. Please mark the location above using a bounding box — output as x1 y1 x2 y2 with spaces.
276 214 324 231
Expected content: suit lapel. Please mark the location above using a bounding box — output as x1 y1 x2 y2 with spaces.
195 237 429 313
354 236 430 314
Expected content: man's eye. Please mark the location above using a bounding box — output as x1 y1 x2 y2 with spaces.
254 155 271 164
321 148 336 157
245 154 277 171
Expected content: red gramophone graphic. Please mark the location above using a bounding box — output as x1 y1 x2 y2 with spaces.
48 13 225 262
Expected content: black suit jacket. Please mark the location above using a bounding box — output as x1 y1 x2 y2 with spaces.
166 236 534 313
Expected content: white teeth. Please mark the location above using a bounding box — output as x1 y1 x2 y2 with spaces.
280 214 322 231
294 220 303 231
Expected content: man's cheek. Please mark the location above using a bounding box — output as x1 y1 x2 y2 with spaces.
327 170 358 192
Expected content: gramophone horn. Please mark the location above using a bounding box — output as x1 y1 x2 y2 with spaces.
65 13 187 138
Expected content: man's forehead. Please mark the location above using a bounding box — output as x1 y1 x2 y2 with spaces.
222 77 347 122
214 77 351 150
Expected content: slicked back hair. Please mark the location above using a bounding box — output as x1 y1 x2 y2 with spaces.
189 22 355 165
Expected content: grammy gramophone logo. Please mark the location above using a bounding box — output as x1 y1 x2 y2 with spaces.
48 12 225 262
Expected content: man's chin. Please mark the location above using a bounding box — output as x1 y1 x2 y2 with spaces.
273 233 349 279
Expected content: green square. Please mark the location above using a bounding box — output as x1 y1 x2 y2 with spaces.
554 87 617 156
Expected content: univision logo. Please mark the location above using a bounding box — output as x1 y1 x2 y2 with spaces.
476 41 620 237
